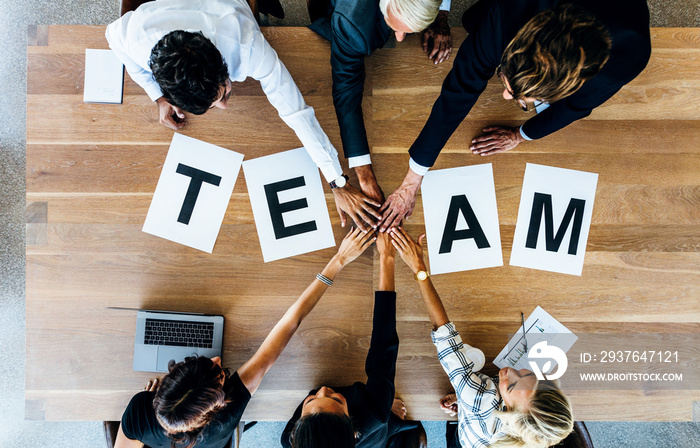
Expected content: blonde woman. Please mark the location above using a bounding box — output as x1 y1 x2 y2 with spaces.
389 227 573 448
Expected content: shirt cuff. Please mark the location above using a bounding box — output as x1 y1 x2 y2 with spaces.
519 126 533 141
145 83 164 103
409 157 430 176
431 321 457 343
348 155 372 169
319 158 344 183
439 0 451 11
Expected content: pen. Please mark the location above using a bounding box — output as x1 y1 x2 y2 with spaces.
521 312 528 351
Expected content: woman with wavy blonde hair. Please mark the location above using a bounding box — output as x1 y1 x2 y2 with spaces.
389 227 573 448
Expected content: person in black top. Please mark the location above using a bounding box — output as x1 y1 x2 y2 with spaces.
281 231 425 448
379 0 651 231
115 228 377 448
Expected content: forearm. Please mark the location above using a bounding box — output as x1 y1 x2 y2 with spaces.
238 256 345 393
378 254 395 292
417 279 449 330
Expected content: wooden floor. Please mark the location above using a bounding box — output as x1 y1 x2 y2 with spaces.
26 26 700 422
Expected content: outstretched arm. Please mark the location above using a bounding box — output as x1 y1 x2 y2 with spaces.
237 228 376 395
389 227 449 329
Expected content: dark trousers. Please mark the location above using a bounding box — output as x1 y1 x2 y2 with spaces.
446 421 461 448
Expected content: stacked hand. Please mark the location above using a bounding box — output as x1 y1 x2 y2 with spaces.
375 230 396 258
333 184 382 232
334 227 377 267
389 227 427 274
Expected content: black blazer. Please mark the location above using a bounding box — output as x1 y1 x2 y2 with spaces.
281 291 415 448
309 0 394 160
409 0 651 168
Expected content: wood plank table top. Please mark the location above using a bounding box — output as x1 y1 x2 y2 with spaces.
26 25 700 422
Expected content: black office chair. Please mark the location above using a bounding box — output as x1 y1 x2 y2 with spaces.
554 421 595 448
103 420 246 448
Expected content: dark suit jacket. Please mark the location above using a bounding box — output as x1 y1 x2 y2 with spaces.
309 0 394 160
409 0 651 168
281 291 415 448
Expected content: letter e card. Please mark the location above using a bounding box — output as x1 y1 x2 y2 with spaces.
243 147 335 262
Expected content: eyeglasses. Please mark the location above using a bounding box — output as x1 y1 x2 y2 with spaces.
495 65 536 112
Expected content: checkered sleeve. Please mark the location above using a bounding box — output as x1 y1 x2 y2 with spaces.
432 322 501 447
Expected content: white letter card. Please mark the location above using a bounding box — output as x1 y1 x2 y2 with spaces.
243 147 335 262
142 133 244 253
421 164 503 275
510 163 598 276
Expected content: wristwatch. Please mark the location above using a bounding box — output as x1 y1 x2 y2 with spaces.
329 174 349 189
414 270 429 281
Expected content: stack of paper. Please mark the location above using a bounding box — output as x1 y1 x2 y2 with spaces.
83 49 124 104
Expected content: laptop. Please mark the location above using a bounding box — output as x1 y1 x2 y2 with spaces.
132 310 224 372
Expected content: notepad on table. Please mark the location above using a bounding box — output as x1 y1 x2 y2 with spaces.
83 49 124 104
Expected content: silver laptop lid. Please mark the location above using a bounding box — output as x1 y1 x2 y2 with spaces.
132 310 224 372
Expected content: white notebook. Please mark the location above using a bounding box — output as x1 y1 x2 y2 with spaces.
83 49 124 104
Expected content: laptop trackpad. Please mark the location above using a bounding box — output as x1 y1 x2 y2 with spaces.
156 347 197 372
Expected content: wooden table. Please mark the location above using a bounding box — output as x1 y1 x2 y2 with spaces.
26 25 700 422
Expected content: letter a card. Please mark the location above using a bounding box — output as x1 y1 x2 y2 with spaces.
510 164 598 276
143 133 243 253
242 148 334 262
421 164 503 275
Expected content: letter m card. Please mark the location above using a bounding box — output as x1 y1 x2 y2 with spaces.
421 164 503 275
242 148 335 262
510 163 598 276
143 134 243 253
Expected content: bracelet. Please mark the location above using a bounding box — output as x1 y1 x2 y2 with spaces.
316 273 333 286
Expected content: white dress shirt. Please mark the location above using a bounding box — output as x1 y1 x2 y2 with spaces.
106 0 343 182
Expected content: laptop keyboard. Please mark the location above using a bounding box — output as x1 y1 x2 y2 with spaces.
144 319 215 348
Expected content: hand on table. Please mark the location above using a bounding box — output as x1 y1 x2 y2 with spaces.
389 227 427 274
156 97 187 130
470 126 524 156
143 377 160 392
332 183 381 232
334 227 376 267
439 393 458 417
422 10 452 64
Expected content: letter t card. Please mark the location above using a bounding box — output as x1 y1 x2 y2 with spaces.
143 133 243 253
242 147 335 262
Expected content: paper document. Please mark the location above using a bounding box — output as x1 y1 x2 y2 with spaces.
494 306 577 372
83 49 124 103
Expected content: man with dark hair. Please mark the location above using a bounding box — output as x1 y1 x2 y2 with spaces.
379 0 651 231
106 0 380 230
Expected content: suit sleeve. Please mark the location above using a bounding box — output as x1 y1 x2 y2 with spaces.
330 15 371 160
248 34 343 182
105 15 163 102
363 291 399 423
408 5 502 168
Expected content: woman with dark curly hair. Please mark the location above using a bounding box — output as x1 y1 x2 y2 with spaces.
115 228 376 448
